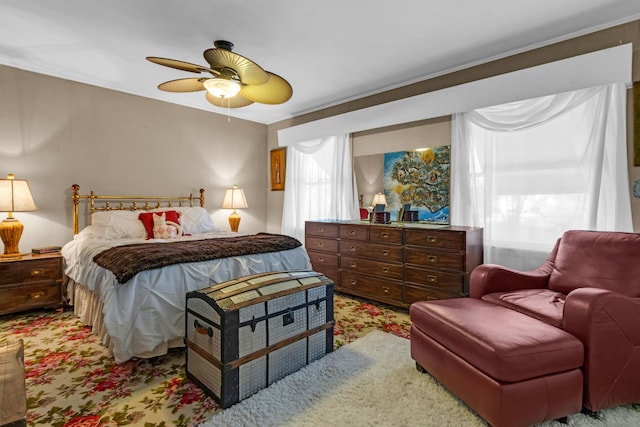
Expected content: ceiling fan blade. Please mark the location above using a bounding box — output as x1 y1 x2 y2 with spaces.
240 72 293 105
146 57 220 75
158 78 206 92
203 48 269 86
205 91 254 108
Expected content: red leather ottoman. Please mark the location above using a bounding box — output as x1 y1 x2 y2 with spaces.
410 298 584 427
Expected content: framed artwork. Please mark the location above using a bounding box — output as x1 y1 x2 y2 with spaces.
383 146 450 223
270 147 286 191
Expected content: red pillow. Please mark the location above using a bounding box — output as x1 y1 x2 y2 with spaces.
138 211 182 239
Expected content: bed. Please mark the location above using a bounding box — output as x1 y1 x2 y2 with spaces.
62 184 312 363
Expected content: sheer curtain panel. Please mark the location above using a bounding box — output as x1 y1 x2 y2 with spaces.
281 134 359 242
452 83 632 270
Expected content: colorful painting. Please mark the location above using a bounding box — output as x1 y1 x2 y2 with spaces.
383 146 450 223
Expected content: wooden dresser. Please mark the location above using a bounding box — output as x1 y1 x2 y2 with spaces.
305 221 483 308
0 253 64 315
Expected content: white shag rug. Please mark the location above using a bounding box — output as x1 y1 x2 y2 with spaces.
199 331 640 427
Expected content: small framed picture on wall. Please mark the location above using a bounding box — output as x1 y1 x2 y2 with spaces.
270 147 286 191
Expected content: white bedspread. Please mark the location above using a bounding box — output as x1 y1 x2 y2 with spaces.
62 230 312 363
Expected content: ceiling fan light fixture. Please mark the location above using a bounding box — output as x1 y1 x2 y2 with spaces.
203 78 241 98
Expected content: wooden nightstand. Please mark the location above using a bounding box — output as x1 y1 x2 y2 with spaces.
0 253 64 315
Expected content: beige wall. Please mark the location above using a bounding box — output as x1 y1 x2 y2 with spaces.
0 65 268 251
267 20 640 233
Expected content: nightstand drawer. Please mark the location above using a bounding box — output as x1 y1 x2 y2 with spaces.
0 282 61 313
0 258 61 286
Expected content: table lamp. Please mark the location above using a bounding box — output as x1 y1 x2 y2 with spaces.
371 193 387 211
0 174 38 258
221 184 248 232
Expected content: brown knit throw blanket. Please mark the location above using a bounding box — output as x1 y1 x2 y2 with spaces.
93 233 302 284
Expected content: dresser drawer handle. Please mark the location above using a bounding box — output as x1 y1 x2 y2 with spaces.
31 267 45 276
428 236 438 244
427 255 438 264
350 262 357 268
382 250 389 256
350 280 358 286
427 275 438 284
382 286 391 295
381 232 389 239
317 242 325 248
349 246 357 252
382 267 389 274
318 256 325 262
317 227 325 232
349 230 356 235
30 291 45 300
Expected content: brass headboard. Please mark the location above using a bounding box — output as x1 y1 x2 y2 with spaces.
71 184 205 234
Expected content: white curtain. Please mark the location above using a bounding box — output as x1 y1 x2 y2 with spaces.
281 134 359 242
452 82 632 270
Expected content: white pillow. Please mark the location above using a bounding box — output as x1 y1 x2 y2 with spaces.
91 211 147 239
172 207 219 234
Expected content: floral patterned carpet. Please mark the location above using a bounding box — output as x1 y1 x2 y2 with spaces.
0 293 411 427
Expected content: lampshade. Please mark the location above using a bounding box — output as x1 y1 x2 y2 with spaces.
371 193 387 206
0 174 37 258
221 185 248 232
221 185 248 210
0 175 37 213
204 78 241 98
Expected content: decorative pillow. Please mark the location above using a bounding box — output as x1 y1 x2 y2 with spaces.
172 207 219 234
91 211 147 239
152 212 182 239
139 210 181 239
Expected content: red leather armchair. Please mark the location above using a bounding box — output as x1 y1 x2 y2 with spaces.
470 230 640 413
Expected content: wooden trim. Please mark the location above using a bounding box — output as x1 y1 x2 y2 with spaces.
185 321 334 370
634 82 640 166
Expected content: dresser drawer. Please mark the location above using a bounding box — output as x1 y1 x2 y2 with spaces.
404 247 463 270
368 226 403 244
339 241 403 262
0 282 61 314
404 229 465 249
307 251 339 269
305 236 338 253
340 271 403 303
313 266 339 288
305 222 339 238
339 224 369 241
340 256 404 280
0 258 61 286
405 266 465 292
404 284 462 305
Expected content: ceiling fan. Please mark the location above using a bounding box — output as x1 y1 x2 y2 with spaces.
146 40 292 108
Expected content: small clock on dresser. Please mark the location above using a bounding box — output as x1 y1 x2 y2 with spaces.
0 253 64 315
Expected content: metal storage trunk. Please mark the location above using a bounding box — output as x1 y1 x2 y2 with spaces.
185 270 334 408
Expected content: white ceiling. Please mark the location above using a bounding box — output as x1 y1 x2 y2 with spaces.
1 1 640 125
